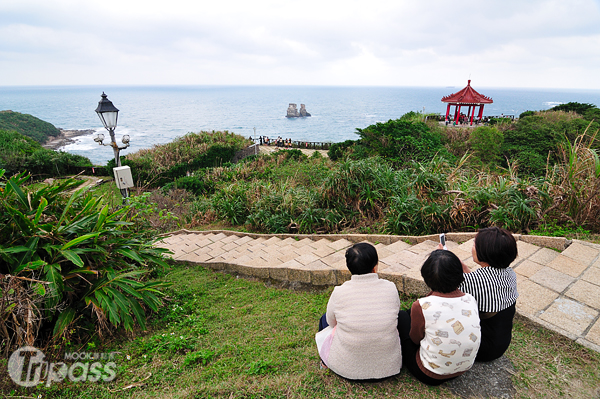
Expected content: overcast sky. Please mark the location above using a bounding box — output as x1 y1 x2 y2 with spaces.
1 0 600 89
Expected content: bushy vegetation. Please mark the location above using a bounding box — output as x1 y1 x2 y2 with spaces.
0 170 170 354
468 126 504 166
328 117 452 165
120 128 598 237
551 101 600 120
0 130 92 178
500 110 597 175
1 105 599 357
0 110 60 143
121 130 251 187
109 108 600 238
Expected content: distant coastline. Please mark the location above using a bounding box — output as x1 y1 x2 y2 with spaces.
3 85 599 164
43 129 95 150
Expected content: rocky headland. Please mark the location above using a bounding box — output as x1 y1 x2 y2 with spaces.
43 129 96 150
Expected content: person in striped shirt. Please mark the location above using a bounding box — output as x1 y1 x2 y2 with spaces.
459 227 518 361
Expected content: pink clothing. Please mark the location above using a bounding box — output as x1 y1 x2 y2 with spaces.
320 273 402 380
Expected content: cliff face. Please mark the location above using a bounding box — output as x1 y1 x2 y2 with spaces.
299 104 311 117
287 103 299 117
286 103 311 117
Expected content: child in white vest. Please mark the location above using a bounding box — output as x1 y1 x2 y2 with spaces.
398 249 481 385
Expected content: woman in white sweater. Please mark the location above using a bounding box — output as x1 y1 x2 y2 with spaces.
316 243 402 380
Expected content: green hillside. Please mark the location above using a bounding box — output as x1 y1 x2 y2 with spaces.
0 110 61 143
0 129 92 177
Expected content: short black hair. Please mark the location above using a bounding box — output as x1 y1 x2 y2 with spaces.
421 250 464 293
345 243 378 275
474 227 518 269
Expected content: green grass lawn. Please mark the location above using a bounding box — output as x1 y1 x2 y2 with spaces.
4 262 600 399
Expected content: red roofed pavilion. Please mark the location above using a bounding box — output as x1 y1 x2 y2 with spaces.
441 80 493 126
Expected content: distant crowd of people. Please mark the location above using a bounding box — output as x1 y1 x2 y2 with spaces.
247 135 331 150
443 113 515 126
444 113 487 126
257 136 293 148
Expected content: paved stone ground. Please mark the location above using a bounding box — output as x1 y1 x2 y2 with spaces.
445 356 516 399
157 230 600 354
257 145 329 157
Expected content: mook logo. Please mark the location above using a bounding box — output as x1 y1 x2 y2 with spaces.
8 346 117 387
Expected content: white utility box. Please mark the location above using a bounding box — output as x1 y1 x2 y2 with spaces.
113 166 134 189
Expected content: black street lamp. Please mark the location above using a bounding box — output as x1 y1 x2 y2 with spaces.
94 92 130 167
95 92 131 200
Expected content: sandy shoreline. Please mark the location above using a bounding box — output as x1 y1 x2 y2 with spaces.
42 129 96 150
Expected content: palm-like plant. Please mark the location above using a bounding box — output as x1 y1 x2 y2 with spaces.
0 170 170 352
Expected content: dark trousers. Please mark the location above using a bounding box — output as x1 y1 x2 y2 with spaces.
397 310 455 386
318 313 328 332
476 303 516 362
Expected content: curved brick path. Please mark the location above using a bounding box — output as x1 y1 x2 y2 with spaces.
157 230 600 353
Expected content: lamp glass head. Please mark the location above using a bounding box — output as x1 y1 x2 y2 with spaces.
95 92 119 130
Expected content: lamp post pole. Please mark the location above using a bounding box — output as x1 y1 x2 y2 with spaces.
95 92 131 201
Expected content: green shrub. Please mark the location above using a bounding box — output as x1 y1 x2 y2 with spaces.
322 157 397 218
310 150 323 159
355 117 453 166
0 129 93 177
163 175 215 196
550 102 600 122
489 117 513 126
246 209 292 233
0 169 170 350
211 185 249 225
519 110 536 119
500 111 596 176
551 102 597 116
279 149 307 162
328 140 358 161
469 126 504 166
165 144 238 179
124 131 251 187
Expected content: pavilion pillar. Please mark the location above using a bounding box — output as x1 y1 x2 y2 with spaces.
478 105 484 119
445 104 451 121
455 105 461 123
470 105 476 125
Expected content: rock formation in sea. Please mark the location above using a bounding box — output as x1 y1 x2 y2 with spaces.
286 103 311 117
299 104 311 117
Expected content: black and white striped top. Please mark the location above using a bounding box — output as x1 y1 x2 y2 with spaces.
459 267 518 313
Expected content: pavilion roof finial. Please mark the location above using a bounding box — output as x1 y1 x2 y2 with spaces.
441 80 493 105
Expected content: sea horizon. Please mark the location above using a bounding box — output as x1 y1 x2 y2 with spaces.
2 84 599 165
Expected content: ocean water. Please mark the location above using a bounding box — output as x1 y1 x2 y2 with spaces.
1 85 599 165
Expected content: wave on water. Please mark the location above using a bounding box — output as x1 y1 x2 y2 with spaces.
2 85 599 164
543 101 564 106
61 140 96 152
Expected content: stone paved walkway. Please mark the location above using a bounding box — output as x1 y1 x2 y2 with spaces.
157 230 600 353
